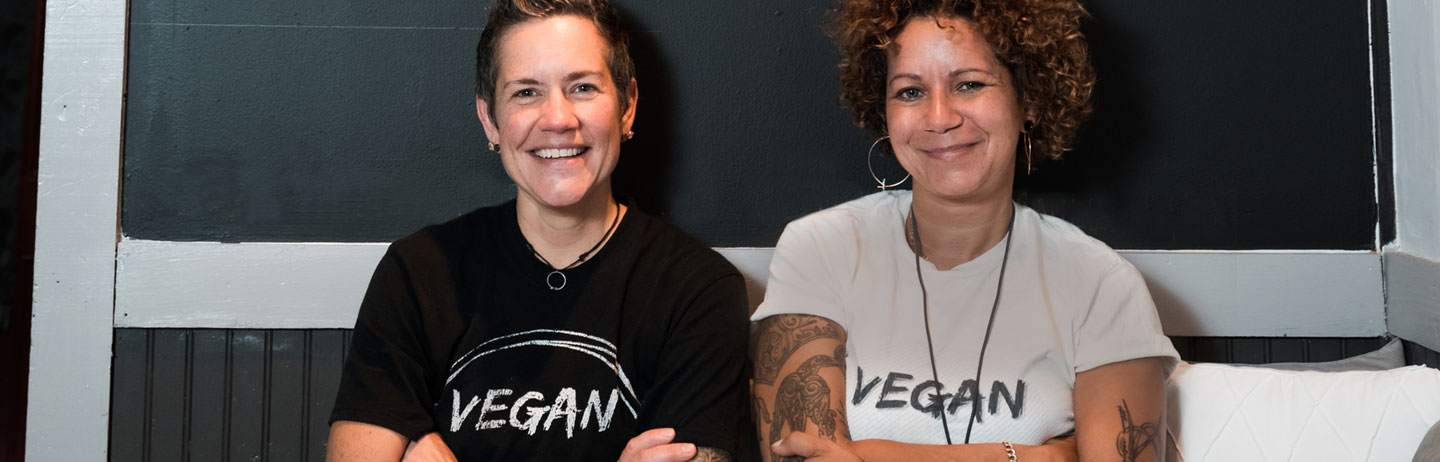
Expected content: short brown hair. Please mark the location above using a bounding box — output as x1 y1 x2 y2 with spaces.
833 0 1094 165
474 0 635 119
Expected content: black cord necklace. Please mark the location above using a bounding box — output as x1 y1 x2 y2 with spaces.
909 202 1016 445
523 201 621 291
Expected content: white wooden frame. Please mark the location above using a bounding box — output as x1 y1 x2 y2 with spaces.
30 0 1426 459
1383 1 1440 353
114 239 1387 337
28 0 126 459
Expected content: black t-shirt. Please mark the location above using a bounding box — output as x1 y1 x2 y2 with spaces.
330 201 754 460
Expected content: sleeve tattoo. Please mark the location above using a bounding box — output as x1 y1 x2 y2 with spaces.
751 314 842 386
1115 399 1158 462
752 315 848 462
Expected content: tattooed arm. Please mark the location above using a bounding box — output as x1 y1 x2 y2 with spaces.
815 358 1163 462
751 314 853 462
751 313 1081 462
1072 357 1168 462
689 447 734 461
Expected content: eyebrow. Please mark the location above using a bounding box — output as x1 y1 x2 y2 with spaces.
888 68 997 85
563 70 604 82
502 78 542 89
502 71 605 89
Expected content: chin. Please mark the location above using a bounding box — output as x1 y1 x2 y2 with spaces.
533 185 601 209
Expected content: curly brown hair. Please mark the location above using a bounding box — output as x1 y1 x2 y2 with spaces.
833 0 1094 165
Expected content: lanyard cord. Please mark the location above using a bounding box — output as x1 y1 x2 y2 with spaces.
910 202 1016 445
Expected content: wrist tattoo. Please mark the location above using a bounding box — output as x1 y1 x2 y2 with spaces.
1116 399 1158 462
752 314 842 386
690 447 733 462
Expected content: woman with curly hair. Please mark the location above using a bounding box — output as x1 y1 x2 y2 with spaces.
750 1 1177 461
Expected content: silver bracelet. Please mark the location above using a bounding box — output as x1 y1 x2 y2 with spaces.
1002 441 1018 462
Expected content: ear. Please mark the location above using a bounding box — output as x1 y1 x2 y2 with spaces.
620 77 638 134
476 96 502 147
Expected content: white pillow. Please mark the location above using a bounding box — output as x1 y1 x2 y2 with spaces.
1167 362 1440 461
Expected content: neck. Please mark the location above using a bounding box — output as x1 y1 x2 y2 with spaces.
907 189 1013 271
516 191 625 269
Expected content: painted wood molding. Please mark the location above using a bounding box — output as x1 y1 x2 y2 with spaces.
1386 252 1440 353
28 0 127 459
115 239 1384 336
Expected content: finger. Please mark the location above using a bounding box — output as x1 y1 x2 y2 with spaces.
772 432 824 458
633 443 697 462
619 428 676 460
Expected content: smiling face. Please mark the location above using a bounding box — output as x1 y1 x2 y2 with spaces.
476 15 637 211
885 16 1026 204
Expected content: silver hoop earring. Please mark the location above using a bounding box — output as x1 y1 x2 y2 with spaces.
867 136 910 190
488 142 500 152
1022 132 1032 175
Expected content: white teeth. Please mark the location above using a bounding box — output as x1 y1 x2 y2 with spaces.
533 148 583 159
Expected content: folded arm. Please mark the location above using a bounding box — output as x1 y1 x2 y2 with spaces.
751 313 1082 462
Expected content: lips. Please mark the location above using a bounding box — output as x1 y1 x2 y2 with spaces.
531 147 587 159
919 141 980 157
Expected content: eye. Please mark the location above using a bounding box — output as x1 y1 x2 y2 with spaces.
894 87 924 101
512 88 538 99
956 81 987 92
573 83 598 93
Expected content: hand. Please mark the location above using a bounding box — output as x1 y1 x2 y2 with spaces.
618 428 698 462
771 432 862 462
400 432 456 462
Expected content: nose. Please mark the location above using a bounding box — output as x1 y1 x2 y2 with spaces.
538 93 580 133
924 92 963 134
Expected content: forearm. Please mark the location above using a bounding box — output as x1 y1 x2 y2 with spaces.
327 420 407 462
850 437 1077 462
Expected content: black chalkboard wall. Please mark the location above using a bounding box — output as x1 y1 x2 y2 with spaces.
122 1 1380 250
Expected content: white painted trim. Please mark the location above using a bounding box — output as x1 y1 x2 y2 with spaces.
28 0 126 459
1385 252 1440 353
1387 0 1440 261
116 240 1385 337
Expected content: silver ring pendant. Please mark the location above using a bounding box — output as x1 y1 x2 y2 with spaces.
546 270 566 291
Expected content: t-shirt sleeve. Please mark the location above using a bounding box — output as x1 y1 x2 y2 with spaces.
641 272 757 460
1073 259 1180 376
751 218 848 325
329 248 438 440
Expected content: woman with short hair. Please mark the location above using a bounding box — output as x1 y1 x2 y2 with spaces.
327 1 752 460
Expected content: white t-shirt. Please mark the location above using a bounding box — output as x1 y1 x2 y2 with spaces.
753 191 1178 446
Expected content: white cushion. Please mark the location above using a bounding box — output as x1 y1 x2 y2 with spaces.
1167 362 1440 461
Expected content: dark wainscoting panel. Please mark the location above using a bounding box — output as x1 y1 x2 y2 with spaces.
113 330 1429 461
111 329 351 462
1404 340 1440 368
1168 336 1390 364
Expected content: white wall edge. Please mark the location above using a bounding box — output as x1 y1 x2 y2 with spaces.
28 0 126 459
1387 0 1440 261
117 239 1385 337
1385 251 1440 353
